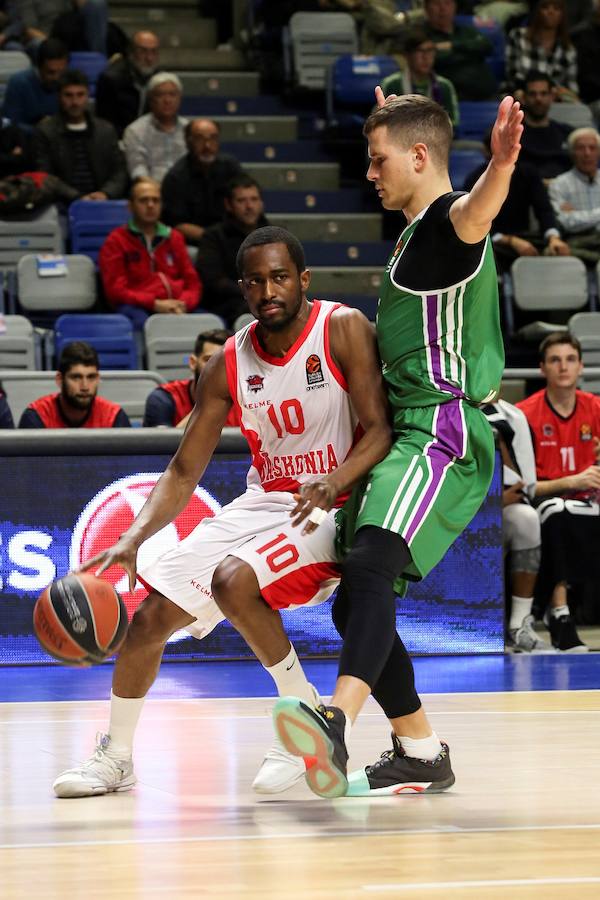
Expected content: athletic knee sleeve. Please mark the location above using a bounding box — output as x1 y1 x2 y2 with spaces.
510 545 541 575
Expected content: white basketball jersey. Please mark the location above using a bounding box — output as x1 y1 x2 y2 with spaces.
224 300 359 498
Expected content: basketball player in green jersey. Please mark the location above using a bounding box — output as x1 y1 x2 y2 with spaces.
271 92 524 798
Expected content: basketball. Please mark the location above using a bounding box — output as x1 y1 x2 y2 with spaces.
33 573 128 667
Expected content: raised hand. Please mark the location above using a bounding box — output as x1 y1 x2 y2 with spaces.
490 96 524 170
374 85 397 108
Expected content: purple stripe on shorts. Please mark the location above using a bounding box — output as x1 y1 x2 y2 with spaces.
404 400 465 543
426 294 462 398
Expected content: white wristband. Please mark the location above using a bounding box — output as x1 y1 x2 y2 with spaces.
307 507 327 526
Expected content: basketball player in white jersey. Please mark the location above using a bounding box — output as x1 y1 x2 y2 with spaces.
52 226 391 798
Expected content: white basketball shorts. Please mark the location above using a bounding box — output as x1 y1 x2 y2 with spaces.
138 489 340 640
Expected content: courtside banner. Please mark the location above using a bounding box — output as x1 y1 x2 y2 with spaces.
0 452 503 664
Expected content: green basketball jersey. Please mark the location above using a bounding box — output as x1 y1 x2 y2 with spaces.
376 192 505 422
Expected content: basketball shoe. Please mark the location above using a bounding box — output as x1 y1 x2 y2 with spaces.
273 698 348 799
346 734 455 797
508 614 554 653
53 733 136 798
545 613 589 653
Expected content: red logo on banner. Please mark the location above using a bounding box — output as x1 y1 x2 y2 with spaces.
70 474 221 619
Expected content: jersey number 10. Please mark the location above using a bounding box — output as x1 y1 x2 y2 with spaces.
268 399 306 438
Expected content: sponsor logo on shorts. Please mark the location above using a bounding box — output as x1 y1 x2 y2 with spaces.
247 374 265 393
580 423 592 441
306 354 324 386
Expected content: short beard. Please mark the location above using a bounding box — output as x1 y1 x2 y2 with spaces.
63 390 93 411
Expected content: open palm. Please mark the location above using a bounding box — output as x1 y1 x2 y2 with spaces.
490 96 524 170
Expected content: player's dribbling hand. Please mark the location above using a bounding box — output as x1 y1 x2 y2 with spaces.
76 535 140 593
490 96 524 170
290 480 338 534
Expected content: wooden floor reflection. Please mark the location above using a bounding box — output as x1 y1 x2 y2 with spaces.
2 691 600 899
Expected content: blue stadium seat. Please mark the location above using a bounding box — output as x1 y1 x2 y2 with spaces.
68 52 107 96
69 199 128 231
326 54 398 124
262 189 364 213
454 15 505 82
324 294 379 319
449 149 486 189
303 241 394 266
54 313 137 369
70 222 116 264
456 101 498 141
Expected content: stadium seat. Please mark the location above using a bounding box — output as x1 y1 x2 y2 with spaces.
303 241 394 267
326 54 398 124
262 189 364 213
0 207 63 282
456 101 498 141
269 212 381 242
15 254 96 329
0 315 38 370
449 149 486 190
309 267 382 296
69 199 128 231
68 52 107 96
569 312 600 393
286 11 359 90
549 102 594 130
327 294 379 320
144 313 226 380
220 141 330 163
54 314 138 370
503 257 589 337
0 51 31 104
181 95 285 117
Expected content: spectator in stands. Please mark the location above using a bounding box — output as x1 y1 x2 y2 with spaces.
0 121 33 176
517 332 598 652
19 0 107 55
463 128 569 270
573 1 600 122
0 3 24 51
519 71 573 179
95 30 161 138
32 69 127 202
423 0 496 100
381 28 459 129
360 1 426 56
161 118 243 246
0 380 14 429
99 177 202 330
19 341 130 429
2 38 68 130
143 328 239 428
548 127 600 264
505 0 579 100
483 400 548 652
122 72 187 184
195 175 268 325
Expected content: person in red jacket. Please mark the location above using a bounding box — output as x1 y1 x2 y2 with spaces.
143 328 240 427
19 341 130 428
99 176 202 330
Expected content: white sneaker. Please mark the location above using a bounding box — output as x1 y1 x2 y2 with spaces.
53 733 136 798
509 614 554 653
252 683 321 795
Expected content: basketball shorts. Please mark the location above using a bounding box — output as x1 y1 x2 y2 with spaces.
535 496 600 603
336 399 495 594
139 489 340 640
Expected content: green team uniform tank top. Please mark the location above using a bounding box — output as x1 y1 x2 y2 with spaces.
337 192 504 591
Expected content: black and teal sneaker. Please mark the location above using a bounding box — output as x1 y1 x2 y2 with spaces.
273 698 348 799
347 734 455 796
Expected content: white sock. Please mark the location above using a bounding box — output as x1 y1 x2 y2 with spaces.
265 644 317 707
551 604 569 620
509 595 533 630
397 731 442 762
107 691 145 757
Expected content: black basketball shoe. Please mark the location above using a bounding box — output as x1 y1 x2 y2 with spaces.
547 614 589 653
346 733 455 796
273 698 349 798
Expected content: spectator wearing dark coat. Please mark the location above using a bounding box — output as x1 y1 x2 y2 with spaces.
161 118 243 246
519 70 573 180
95 30 161 137
33 69 127 202
196 175 268 326
2 38 68 130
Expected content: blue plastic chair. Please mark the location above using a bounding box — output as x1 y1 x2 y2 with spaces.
449 149 486 189
68 52 107 96
54 313 138 369
456 101 498 141
262 189 364 213
326 54 398 123
454 15 505 82
68 199 128 231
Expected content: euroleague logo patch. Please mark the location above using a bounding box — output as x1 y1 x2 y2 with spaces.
69 474 222 619
580 423 592 441
306 353 324 386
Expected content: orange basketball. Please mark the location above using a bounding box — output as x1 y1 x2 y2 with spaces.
33 573 128 667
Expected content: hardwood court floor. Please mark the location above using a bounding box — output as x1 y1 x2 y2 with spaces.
1 689 600 899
